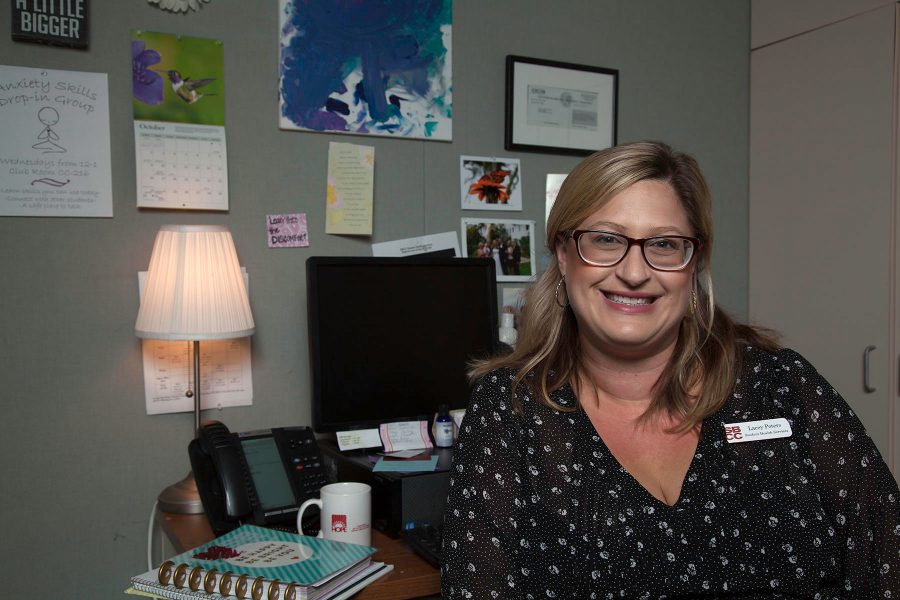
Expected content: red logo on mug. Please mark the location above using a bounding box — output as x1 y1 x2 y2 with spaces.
724 425 743 441
331 514 347 533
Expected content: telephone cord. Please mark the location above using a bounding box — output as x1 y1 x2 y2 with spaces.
147 500 159 571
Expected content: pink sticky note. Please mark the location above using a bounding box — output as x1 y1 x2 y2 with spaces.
266 213 309 248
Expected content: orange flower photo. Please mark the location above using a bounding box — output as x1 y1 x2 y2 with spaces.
460 155 522 211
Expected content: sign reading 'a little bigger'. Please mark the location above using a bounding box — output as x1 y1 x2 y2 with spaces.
12 0 89 50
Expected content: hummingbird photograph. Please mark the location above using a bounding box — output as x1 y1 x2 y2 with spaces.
131 31 226 126
167 70 217 104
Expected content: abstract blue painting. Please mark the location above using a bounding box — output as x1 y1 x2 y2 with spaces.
279 0 452 141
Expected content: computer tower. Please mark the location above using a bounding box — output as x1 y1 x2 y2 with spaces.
320 441 453 535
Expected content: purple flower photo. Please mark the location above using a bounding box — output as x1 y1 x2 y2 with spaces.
132 40 163 105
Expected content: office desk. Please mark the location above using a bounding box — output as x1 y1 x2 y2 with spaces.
157 510 441 600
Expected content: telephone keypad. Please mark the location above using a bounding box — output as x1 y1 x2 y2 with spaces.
273 426 329 504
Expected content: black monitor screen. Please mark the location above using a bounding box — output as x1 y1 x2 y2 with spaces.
306 256 499 432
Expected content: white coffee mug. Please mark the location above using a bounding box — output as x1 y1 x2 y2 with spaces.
297 482 372 546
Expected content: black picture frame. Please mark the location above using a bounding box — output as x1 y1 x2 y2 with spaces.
505 55 618 156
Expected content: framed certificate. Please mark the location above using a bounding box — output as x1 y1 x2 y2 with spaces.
505 55 618 156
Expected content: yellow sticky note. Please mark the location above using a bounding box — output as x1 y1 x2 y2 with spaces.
326 142 374 235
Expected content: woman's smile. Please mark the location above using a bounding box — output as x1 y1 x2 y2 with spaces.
557 179 695 358
601 290 659 313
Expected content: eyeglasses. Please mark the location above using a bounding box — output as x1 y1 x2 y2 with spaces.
567 230 700 271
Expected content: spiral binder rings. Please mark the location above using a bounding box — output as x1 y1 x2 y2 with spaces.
127 524 392 600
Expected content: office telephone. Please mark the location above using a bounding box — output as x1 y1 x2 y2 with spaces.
189 422 329 536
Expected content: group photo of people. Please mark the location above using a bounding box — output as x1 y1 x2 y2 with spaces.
462 218 534 281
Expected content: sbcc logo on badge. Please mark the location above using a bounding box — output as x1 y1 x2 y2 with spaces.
724 425 743 441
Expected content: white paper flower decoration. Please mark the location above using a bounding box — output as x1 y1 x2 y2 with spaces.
148 0 211 13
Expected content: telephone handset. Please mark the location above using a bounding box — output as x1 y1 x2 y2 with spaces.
189 421 328 536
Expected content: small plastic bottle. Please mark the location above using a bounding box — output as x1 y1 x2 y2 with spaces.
434 404 454 448
498 312 518 347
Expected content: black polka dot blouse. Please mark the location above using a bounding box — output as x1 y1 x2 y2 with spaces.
440 347 900 599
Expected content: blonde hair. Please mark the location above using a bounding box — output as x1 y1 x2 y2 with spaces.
470 141 777 431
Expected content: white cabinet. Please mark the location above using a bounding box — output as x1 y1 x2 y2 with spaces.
751 0 893 48
749 3 898 472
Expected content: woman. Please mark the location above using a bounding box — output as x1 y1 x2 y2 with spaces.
491 239 503 274
441 141 900 598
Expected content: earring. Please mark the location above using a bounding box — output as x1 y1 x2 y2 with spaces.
555 276 569 308
687 289 698 319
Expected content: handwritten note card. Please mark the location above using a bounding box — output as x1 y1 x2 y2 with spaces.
379 421 432 452
266 212 309 248
0 65 112 217
326 142 374 235
336 428 382 451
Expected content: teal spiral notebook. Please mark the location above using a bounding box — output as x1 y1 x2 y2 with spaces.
129 524 381 600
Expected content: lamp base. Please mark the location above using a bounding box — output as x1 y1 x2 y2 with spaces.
157 471 205 514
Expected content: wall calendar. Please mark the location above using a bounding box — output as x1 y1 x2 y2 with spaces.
134 121 227 210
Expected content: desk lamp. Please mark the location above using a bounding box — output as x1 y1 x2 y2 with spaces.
135 224 255 514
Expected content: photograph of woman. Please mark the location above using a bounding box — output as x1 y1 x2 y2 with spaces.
441 141 900 598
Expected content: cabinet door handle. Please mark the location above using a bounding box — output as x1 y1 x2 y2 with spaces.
863 345 876 393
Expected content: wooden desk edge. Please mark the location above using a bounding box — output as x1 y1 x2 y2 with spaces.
156 509 440 600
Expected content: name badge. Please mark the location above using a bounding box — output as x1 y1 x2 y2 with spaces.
723 418 792 443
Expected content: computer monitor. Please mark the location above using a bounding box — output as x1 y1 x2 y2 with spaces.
306 256 500 433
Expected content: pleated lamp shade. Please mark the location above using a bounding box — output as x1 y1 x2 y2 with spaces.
135 225 255 340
